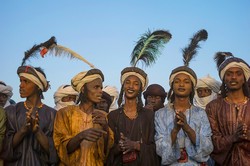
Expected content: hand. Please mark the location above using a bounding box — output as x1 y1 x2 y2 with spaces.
81 128 107 142
176 111 188 129
119 133 139 154
21 111 32 133
92 109 108 130
233 123 244 142
144 103 154 111
238 123 249 141
31 110 39 133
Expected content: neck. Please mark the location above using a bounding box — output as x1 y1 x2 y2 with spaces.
173 97 191 111
80 102 94 114
124 99 137 112
226 90 247 104
25 96 42 108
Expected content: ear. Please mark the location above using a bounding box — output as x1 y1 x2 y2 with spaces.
81 86 85 93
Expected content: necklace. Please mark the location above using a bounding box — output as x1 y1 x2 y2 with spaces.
225 96 248 105
24 101 43 111
123 108 138 120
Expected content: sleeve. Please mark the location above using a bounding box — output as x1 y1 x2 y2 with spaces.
53 108 74 165
0 108 6 152
154 110 181 165
0 105 21 161
205 101 234 164
139 111 159 166
185 108 213 162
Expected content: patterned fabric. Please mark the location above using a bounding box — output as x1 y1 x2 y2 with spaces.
155 103 213 165
53 105 114 166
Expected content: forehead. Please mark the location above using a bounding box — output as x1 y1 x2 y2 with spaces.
87 78 102 86
174 73 191 80
125 75 140 82
226 67 243 72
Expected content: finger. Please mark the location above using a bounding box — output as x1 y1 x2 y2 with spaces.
92 128 107 135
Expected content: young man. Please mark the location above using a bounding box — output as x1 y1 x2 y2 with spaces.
107 67 159 166
194 75 221 109
154 66 213 165
206 56 250 166
53 68 114 166
0 81 14 108
102 85 119 112
95 91 112 113
0 66 58 165
143 84 167 112
53 84 79 111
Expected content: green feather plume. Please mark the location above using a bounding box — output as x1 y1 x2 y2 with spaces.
130 30 172 67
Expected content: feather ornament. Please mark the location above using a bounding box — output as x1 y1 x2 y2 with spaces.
22 36 95 68
130 30 172 67
182 29 208 66
214 52 233 69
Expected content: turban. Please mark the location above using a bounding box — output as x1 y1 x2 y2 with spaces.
218 57 250 81
53 85 79 111
71 68 104 92
102 91 112 107
169 66 197 87
143 84 167 100
17 66 49 92
0 81 13 99
120 67 148 91
196 75 221 93
103 85 119 112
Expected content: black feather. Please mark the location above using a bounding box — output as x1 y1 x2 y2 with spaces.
182 29 208 66
22 36 57 66
130 29 172 67
214 52 233 69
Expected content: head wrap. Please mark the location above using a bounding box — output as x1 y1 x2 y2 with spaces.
71 68 104 92
0 81 13 99
103 85 119 112
102 91 112 107
218 57 250 81
196 75 221 93
169 66 197 87
120 67 148 91
54 84 79 110
143 84 167 101
17 66 49 92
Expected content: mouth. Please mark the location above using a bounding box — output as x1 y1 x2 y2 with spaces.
229 81 238 86
177 88 186 92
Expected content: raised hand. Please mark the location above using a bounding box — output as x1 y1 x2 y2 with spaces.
92 109 108 129
31 110 39 133
81 128 107 142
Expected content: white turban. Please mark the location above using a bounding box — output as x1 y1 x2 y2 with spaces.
194 75 221 109
54 85 79 110
220 62 250 81
71 71 103 92
169 71 197 87
196 75 221 93
120 72 148 91
103 85 119 112
0 81 13 99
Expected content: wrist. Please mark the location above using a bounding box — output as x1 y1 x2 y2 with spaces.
134 141 140 151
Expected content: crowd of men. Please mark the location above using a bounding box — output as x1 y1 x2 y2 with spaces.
0 54 249 166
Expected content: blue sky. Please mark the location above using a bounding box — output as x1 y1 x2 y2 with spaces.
1 1 250 107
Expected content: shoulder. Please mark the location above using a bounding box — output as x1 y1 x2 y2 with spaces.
107 107 122 119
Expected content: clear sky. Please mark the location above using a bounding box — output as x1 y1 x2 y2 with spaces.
1 1 250 107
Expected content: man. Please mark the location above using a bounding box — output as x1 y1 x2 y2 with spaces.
107 67 159 166
0 81 14 108
0 66 58 165
206 55 250 166
53 68 114 166
53 84 79 111
143 84 167 112
102 85 119 112
95 91 112 113
0 107 6 166
154 66 213 165
194 75 221 109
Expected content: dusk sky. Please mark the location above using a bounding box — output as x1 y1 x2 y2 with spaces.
1 1 250 107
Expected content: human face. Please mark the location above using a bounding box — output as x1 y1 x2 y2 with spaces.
146 95 163 111
85 78 103 103
196 87 212 98
173 73 193 98
19 76 40 98
224 67 245 91
61 95 77 102
123 75 141 99
96 98 109 113
0 93 8 107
